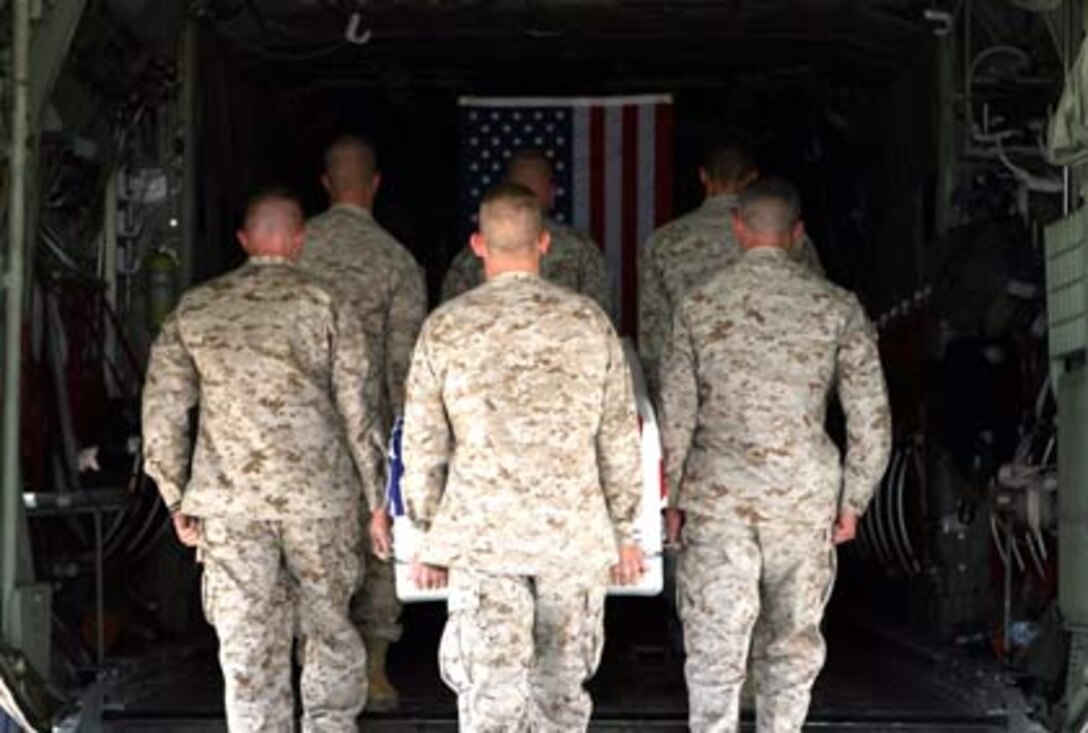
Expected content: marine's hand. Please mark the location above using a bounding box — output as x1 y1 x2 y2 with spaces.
665 508 685 548
369 508 393 560
410 557 448 590
833 511 858 545
611 543 646 586
172 512 200 547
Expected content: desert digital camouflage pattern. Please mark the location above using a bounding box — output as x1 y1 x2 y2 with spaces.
440 567 608 731
142 256 385 516
678 519 837 733
302 202 427 419
302 203 425 649
441 219 613 317
200 515 366 733
659 246 890 733
401 271 640 730
659 246 888 523
142 255 379 732
639 194 824 395
403 271 640 574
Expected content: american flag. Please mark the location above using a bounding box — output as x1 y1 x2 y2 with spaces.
458 95 675 334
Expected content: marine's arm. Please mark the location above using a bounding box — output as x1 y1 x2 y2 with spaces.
638 238 669 398
658 304 699 513
400 325 453 532
142 310 199 513
385 260 428 413
331 297 387 514
836 296 892 519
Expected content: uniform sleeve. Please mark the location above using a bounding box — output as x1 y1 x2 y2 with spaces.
579 235 615 322
658 304 698 510
332 299 387 513
385 262 428 414
440 248 482 303
638 238 668 399
596 329 643 547
141 311 199 511
400 327 452 531
836 298 892 515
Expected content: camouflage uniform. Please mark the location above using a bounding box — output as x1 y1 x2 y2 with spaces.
401 272 642 730
441 219 613 318
143 256 383 732
659 247 891 733
302 203 427 648
639 194 824 397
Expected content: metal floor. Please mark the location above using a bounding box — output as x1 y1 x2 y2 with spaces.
83 590 1032 732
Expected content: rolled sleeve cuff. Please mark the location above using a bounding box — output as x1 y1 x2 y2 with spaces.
613 519 636 547
156 482 183 513
843 484 873 517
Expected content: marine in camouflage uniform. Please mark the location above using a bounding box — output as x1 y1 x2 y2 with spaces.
441 148 613 317
301 136 427 710
639 142 823 398
143 191 382 733
658 179 891 733
402 183 644 732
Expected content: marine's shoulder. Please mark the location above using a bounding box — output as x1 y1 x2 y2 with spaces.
548 221 600 255
645 206 725 257
533 277 615 332
647 209 700 243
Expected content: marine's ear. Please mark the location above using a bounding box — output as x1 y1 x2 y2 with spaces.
469 232 487 259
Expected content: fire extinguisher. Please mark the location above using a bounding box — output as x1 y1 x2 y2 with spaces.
145 247 179 332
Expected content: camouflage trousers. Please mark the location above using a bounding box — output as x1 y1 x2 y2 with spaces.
439 567 608 732
349 512 402 644
677 519 837 733
199 515 366 733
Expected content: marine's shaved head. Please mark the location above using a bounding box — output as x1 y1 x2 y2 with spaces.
238 187 305 260
322 135 379 202
478 182 544 253
737 177 801 234
505 149 555 210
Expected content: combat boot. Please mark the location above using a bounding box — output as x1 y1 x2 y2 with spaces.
365 638 400 712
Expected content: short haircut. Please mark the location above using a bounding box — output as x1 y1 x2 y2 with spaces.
478 182 544 253
505 148 554 181
323 134 378 190
702 135 756 185
736 177 802 234
243 186 303 227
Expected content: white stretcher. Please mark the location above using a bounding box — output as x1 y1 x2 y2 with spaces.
387 340 665 602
